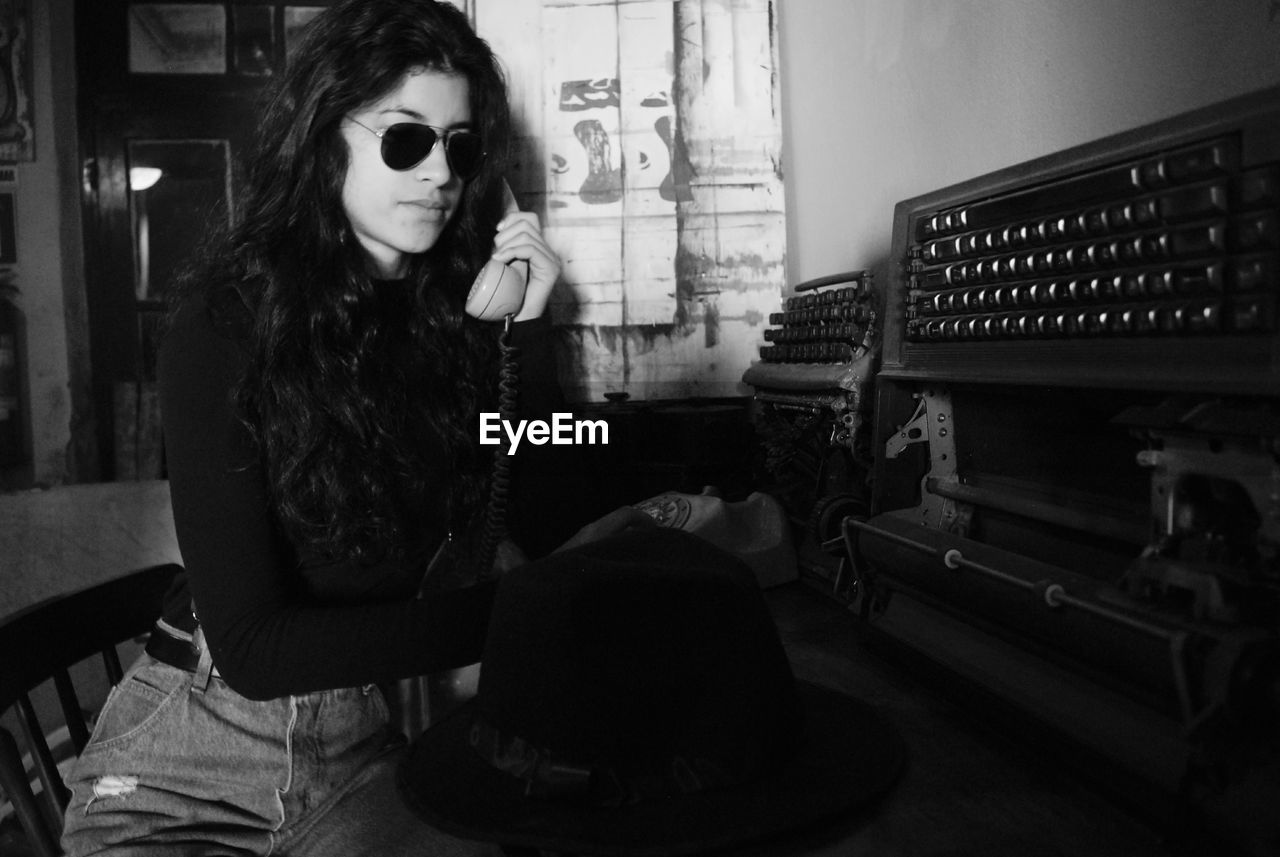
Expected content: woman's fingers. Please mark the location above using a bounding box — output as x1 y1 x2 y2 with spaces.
491 212 560 321
552 506 659 554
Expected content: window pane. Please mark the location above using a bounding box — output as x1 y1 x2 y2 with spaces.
129 3 228 74
283 7 324 62
127 139 230 300
232 5 275 76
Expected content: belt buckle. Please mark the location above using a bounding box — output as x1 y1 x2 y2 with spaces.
191 625 215 694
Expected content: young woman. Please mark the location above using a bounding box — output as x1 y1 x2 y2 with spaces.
61 1 560 853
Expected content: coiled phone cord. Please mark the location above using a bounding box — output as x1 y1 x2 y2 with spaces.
475 314 518 578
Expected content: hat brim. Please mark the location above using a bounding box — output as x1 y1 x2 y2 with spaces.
397 680 906 857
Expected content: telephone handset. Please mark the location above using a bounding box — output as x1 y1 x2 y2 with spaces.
465 182 529 321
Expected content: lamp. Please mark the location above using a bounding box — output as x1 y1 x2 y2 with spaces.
129 167 163 191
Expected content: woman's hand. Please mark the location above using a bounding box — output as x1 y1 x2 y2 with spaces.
491 210 561 322
492 537 528 575
552 506 658 554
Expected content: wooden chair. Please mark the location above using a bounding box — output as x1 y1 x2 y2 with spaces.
0 562 181 857
0 481 181 856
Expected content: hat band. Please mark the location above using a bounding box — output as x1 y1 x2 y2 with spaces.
468 718 742 807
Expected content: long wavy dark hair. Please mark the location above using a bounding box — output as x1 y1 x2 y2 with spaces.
180 0 512 561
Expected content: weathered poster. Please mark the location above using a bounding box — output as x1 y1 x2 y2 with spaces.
477 0 784 401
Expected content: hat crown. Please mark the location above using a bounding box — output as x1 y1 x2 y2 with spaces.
400 528 907 857
475 530 801 797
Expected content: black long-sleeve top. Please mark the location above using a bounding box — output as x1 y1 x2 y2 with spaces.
157 283 566 701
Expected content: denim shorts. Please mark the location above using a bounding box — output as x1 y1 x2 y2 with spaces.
60 655 501 856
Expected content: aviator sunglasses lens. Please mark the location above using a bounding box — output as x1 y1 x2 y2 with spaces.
381 123 484 178
444 133 484 179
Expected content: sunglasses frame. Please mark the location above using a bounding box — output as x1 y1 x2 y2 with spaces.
347 116 486 179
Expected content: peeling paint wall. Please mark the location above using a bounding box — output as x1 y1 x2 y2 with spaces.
478 0 784 402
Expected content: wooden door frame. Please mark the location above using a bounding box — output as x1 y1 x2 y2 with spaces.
74 1 332 479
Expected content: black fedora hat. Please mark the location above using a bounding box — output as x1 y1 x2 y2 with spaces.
398 528 905 856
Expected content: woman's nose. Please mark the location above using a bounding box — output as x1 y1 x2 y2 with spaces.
414 138 453 184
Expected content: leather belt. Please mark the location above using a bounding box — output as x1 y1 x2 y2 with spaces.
145 620 219 682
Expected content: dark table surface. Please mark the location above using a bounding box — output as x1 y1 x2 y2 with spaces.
742 582 1184 857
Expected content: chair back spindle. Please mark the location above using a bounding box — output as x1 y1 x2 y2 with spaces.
0 563 181 857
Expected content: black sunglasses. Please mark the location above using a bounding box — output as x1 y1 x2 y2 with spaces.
347 117 486 179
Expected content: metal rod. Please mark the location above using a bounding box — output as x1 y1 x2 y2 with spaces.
1044 586 1179 641
926 479 1147 545
851 517 1197 727
943 548 1038 591
850 518 1180 642
844 518 939 556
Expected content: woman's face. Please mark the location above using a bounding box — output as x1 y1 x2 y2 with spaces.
340 68 472 279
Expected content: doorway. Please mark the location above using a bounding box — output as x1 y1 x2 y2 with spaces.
75 1 331 479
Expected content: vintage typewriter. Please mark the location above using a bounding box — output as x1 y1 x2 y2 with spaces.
848 85 1280 853
742 270 880 589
